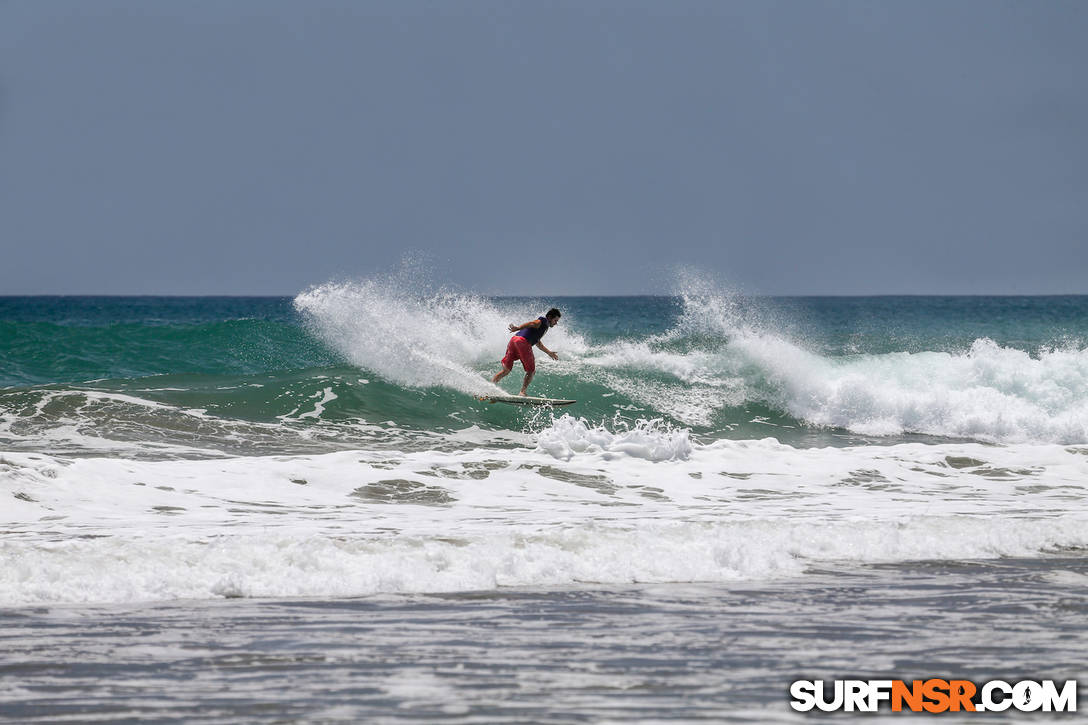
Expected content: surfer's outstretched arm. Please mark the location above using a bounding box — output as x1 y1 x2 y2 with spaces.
536 342 559 360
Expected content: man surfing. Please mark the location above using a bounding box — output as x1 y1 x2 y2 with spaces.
491 308 561 396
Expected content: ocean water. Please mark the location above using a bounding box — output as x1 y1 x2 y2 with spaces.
2 281 1087 721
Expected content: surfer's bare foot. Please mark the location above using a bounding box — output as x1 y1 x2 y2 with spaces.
518 391 527 396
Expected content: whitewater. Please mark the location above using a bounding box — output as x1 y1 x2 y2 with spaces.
3 434 1086 605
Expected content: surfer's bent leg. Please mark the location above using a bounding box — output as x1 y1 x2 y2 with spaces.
498 336 535 392
494 337 521 383
517 339 536 395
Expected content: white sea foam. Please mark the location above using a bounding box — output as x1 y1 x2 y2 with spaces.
4 515 1085 606
536 414 693 461
2 436 1086 605
282 386 338 420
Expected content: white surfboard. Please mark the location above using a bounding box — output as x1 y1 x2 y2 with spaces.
477 395 577 407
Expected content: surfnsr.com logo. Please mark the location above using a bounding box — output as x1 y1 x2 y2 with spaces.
790 679 1078 713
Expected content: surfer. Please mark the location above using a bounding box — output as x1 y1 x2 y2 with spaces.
491 308 561 395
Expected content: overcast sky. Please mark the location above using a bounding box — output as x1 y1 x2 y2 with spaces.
1 0 1085 296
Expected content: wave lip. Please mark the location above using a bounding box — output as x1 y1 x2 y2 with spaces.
739 337 1088 444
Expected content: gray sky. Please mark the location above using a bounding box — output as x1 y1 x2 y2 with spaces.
1 0 1085 295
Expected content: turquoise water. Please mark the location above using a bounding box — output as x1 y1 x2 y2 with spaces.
5 295 1087 382
3 293 1087 453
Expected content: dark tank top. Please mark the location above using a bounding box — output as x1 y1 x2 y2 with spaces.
515 316 549 345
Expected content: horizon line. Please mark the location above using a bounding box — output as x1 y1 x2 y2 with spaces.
3 292 1087 299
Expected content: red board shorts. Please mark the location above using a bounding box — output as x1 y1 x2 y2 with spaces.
501 335 535 373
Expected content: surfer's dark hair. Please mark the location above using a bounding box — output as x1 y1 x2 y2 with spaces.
546 308 561 319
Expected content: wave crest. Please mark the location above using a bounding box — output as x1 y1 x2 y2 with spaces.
734 336 1088 443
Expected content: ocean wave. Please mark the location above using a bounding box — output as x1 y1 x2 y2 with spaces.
577 331 1088 443
741 336 1088 443
560 277 1088 444
3 515 1084 606
294 278 588 396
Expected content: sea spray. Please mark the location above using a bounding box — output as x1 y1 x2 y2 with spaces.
293 276 589 396
294 279 500 394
